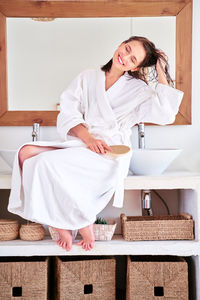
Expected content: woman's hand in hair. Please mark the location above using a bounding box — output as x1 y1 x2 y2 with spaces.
156 51 168 73
156 51 169 85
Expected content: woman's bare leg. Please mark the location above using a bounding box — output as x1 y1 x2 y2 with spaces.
18 145 59 169
77 224 95 251
19 145 73 251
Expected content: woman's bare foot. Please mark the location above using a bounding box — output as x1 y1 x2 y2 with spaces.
77 224 95 251
53 227 73 251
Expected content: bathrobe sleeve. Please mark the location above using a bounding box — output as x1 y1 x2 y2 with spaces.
57 72 88 141
134 83 184 125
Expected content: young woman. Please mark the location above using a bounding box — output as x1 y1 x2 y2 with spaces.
8 36 183 251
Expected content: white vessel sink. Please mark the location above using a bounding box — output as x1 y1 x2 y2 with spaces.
0 149 16 168
129 148 182 175
1 148 182 175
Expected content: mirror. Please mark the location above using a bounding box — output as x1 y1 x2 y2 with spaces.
0 0 192 125
6 17 176 111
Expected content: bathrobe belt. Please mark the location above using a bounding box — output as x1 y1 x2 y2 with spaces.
87 127 132 208
112 150 132 208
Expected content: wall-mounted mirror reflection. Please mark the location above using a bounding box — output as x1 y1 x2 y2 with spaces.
7 17 175 111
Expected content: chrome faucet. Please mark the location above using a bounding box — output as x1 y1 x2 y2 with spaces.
32 123 40 141
138 123 145 149
142 190 151 209
141 190 153 216
138 124 153 215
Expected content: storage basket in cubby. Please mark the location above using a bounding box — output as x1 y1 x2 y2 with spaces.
121 212 194 241
126 255 188 299
0 257 48 300
55 256 116 300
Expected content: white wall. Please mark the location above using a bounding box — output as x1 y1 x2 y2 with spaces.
6 17 131 110
6 17 175 110
0 1 200 223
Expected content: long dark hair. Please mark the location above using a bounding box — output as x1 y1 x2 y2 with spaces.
101 36 174 87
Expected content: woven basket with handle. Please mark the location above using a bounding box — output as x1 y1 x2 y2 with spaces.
121 212 194 241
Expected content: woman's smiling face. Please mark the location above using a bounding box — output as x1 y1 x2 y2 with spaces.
112 40 146 72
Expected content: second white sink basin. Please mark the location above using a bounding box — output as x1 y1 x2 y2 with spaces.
129 148 182 175
1 148 182 176
0 150 16 168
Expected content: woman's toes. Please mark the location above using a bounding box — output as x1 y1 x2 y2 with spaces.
62 242 67 249
77 240 83 246
66 245 71 251
82 242 86 250
57 241 62 248
89 242 94 250
66 241 72 251
65 243 71 251
82 243 90 251
68 244 72 251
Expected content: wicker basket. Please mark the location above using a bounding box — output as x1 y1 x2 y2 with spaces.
19 223 45 241
55 256 116 300
121 212 194 241
126 255 188 299
94 221 117 240
0 219 19 241
0 256 48 299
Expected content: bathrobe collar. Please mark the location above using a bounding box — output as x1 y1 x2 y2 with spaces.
96 68 128 125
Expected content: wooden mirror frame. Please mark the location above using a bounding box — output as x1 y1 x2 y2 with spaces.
0 0 192 126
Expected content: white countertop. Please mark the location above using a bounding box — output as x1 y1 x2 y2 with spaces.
1 170 200 190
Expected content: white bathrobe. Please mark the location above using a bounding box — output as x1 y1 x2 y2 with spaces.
8 67 183 229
